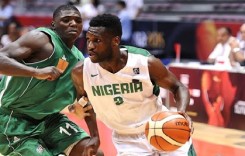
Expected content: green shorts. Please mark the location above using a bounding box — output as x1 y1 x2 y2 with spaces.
0 110 89 156
188 144 196 156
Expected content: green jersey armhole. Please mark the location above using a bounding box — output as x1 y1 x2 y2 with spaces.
124 46 152 57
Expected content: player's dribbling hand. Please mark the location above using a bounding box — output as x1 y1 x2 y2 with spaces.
82 136 100 156
34 66 63 81
178 111 194 135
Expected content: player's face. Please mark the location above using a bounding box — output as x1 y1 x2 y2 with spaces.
54 10 82 42
86 27 114 63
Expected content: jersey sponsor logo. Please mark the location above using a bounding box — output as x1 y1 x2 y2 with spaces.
13 136 20 143
133 68 140 74
91 74 98 77
92 81 143 96
62 55 67 61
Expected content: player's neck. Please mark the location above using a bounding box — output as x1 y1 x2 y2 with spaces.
99 49 128 73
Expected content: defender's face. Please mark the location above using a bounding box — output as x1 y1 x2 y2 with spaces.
86 27 114 63
54 10 82 41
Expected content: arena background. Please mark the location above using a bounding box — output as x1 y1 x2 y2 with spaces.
2 0 245 155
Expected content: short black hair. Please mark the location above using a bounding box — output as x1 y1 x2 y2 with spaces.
89 14 122 37
224 27 232 35
53 4 80 19
117 0 126 8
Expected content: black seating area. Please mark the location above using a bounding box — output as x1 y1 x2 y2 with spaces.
138 0 245 22
12 0 245 22
13 0 68 15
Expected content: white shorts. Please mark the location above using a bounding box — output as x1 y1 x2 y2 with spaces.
112 131 193 156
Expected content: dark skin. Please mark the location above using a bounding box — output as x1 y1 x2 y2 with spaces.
72 26 191 127
0 9 100 156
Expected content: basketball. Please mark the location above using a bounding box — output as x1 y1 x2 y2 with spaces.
145 111 191 151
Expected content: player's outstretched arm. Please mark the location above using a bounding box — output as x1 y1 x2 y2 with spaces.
0 30 63 80
148 55 190 112
71 61 100 154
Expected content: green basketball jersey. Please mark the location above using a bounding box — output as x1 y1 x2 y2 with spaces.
0 27 84 120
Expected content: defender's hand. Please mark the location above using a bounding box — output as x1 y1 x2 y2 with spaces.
68 102 93 120
34 66 63 81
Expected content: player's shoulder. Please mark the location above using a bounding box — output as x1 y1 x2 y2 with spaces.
16 28 50 46
23 28 46 37
123 45 151 57
36 27 52 33
35 27 57 38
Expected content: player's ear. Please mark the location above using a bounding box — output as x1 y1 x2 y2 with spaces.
51 21 55 29
113 36 120 46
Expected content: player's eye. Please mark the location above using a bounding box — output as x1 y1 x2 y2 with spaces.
62 18 70 23
96 39 101 43
75 18 82 24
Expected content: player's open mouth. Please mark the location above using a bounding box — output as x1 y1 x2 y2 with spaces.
88 52 96 58
68 30 78 34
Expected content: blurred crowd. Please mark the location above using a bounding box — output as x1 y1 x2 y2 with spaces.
0 0 144 79
0 0 34 48
69 0 143 54
0 0 144 50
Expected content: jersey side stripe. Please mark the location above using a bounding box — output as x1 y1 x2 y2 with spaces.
0 76 12 107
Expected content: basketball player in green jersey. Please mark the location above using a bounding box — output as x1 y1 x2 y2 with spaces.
0 4 101 156
71 14 196 156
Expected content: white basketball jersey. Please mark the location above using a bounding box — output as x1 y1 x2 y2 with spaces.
83 46 168 134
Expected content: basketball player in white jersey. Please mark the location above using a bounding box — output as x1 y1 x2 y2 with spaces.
71 14 196 156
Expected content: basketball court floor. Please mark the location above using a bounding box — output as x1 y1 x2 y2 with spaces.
66 112 245 156
192 122 245 156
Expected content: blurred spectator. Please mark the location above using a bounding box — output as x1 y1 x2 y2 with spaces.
19 26 29 36
0 0 14 36
19 26 35 36
229 23 245 66
207 27 235 68
75 0 105 54
69 0 90 5
68 0 78 5
123 0 144 19
116 0 132 45
79 0 104 33
0 21 19 47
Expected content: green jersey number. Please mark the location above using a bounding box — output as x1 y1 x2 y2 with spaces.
114 96 124 105
59 123 78 136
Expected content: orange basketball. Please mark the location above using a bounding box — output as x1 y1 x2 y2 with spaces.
145 111 191 151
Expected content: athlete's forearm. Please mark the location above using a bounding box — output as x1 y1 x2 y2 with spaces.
173 83 190 112
85 107 100 138
0 54 37 77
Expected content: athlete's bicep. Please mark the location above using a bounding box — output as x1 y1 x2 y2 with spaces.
0 41 32 61
0 30 49 60
148 56 180 93
72 61 87 98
